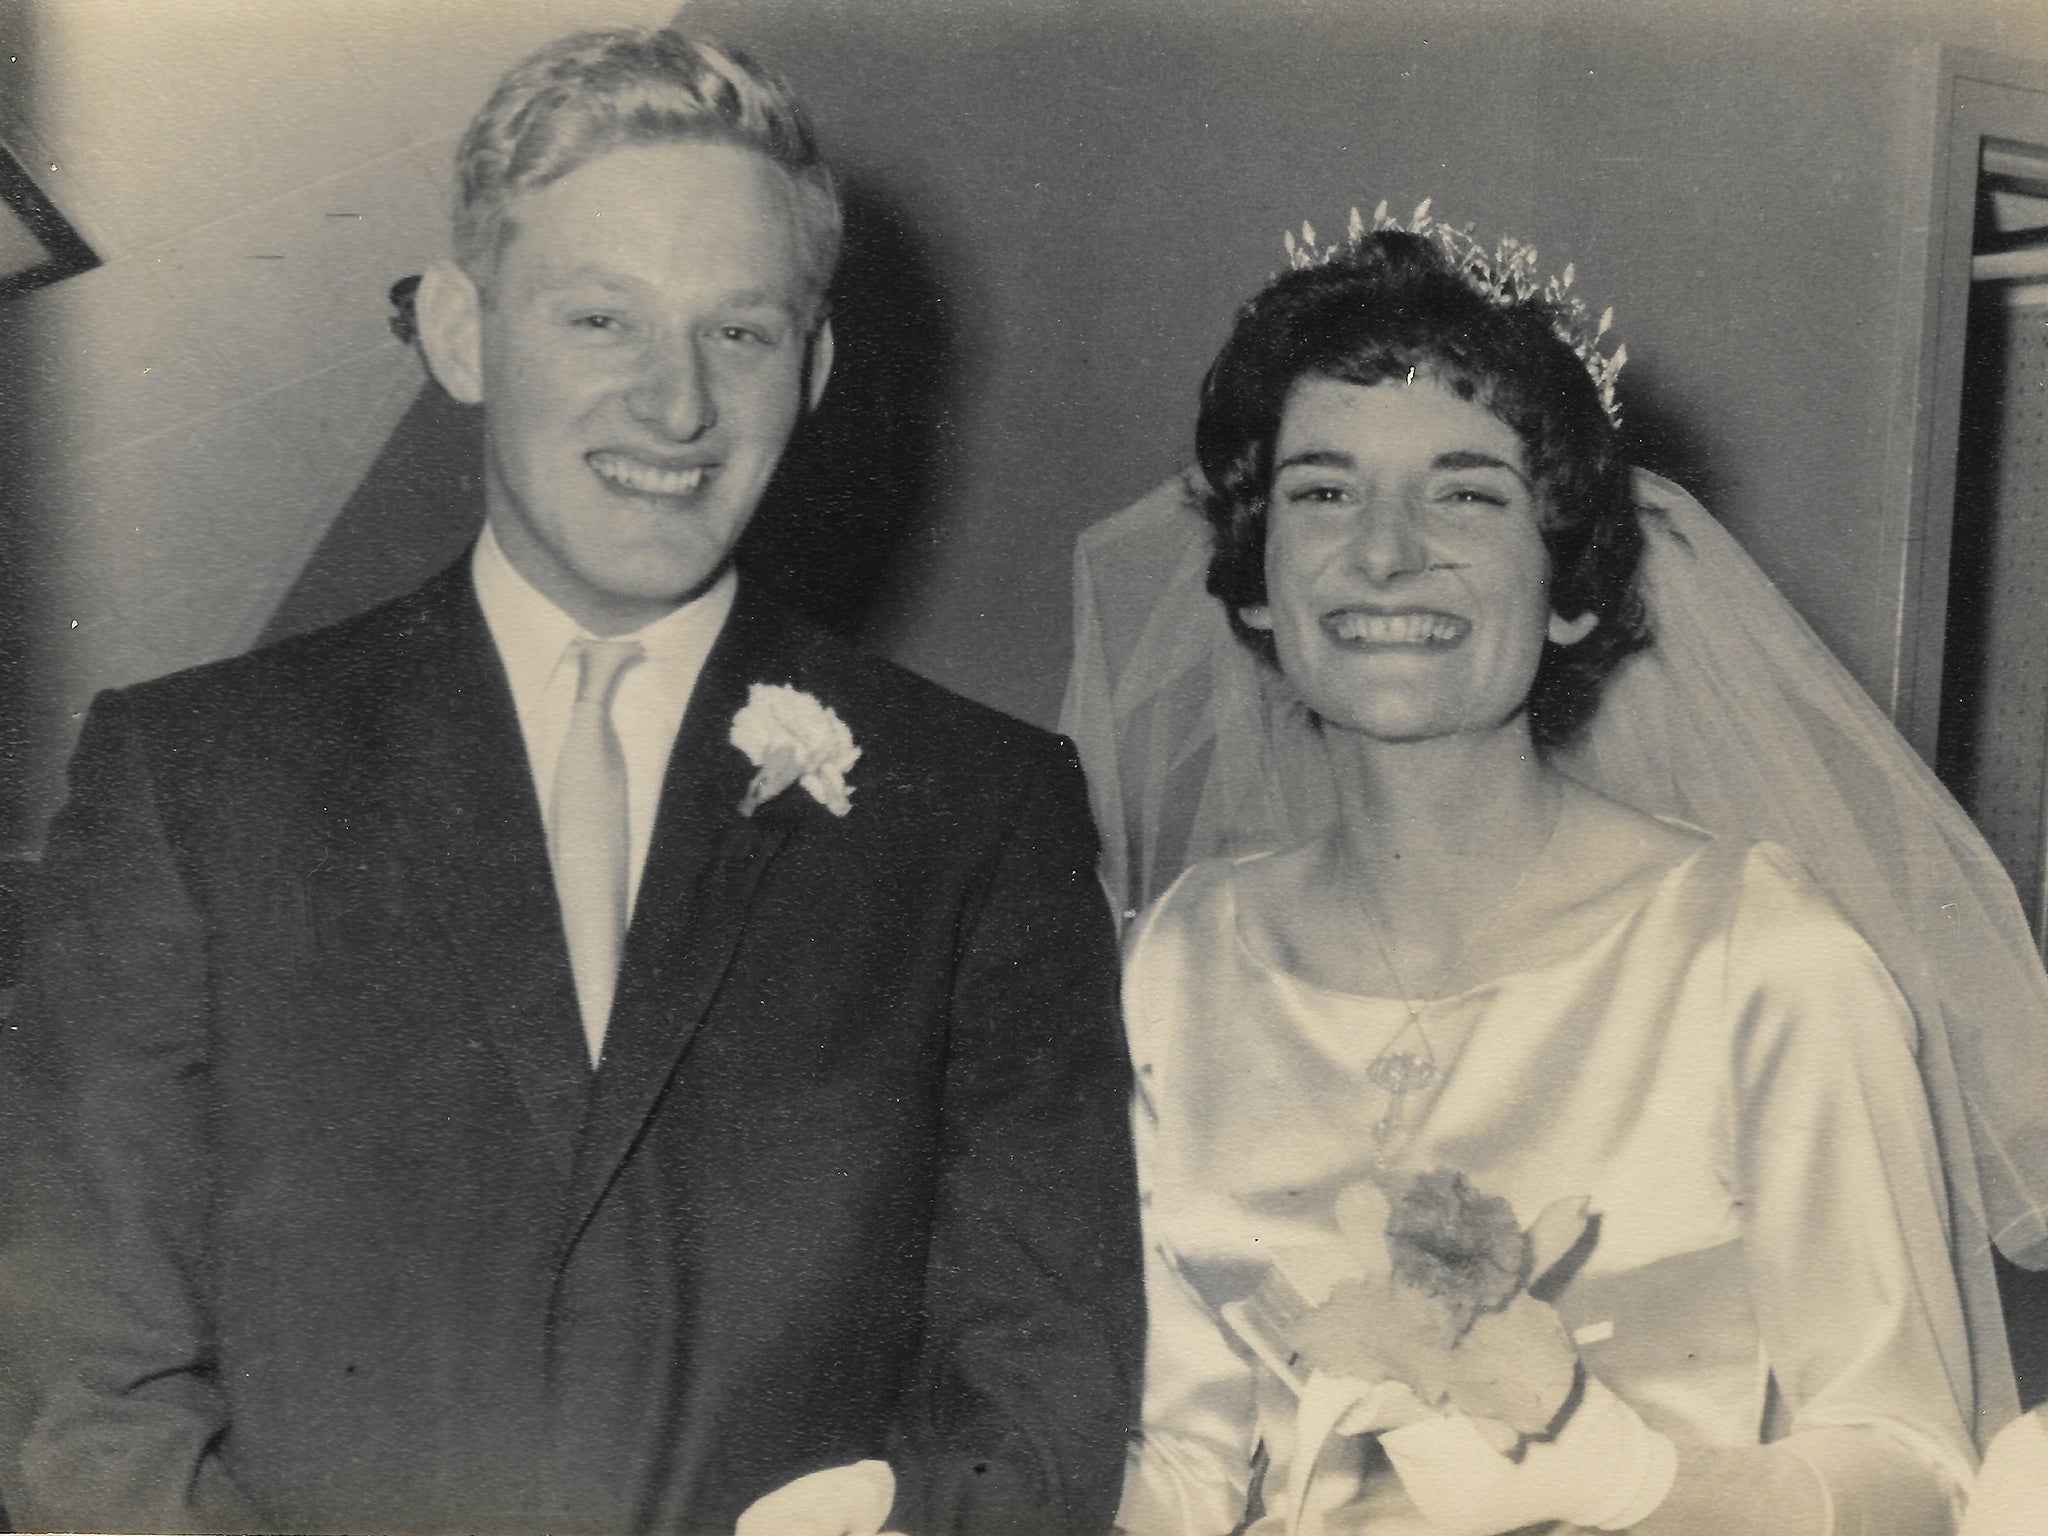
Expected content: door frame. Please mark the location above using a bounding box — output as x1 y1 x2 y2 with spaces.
1887 46 2048 760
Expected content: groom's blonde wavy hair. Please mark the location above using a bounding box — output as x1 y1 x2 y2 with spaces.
451 27 843 314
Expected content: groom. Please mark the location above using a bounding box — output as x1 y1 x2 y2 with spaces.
0 27 1140 1536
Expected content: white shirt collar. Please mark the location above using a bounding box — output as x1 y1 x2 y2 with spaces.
470 521 736 703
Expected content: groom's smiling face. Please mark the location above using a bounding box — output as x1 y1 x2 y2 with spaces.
428 139 831 635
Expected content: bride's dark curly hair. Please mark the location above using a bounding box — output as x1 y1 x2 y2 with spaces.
1195 229 1650 751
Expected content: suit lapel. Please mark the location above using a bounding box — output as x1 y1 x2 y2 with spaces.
559 589 810 1251
371 567 591 1165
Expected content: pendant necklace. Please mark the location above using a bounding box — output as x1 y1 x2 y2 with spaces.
1359 790 1565 1153
1360 920 1445 1151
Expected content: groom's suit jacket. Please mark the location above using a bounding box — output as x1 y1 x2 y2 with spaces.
0 561 1142 1536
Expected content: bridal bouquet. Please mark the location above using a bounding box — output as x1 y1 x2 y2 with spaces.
1217 1168 1594 1451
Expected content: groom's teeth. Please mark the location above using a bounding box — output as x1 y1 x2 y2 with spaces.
1328 611 1466 644
590 452 707 496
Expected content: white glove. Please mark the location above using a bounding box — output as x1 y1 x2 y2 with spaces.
1270 1372 1436 1536
1378 1375 1677 1535
733 1459 904 1536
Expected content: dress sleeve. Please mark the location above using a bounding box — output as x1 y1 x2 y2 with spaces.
1726 845 1979 1529
1115 890 1261 1536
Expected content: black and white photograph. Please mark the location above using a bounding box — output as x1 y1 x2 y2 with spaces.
2 2 2048 1533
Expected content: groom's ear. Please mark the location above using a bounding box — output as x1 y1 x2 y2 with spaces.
1549 611 1599 646
804 319 835 413
1239 605 1274 631
416 260 486 406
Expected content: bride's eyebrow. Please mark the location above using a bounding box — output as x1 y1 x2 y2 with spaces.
1433 449 1530 488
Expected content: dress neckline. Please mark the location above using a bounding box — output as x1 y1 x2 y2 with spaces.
1222 836 1721 1005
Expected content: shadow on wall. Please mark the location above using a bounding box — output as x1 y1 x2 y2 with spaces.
259 175 958 650
0 2 37 863
739 178 960 644
0 310 31 859
1618 361 1726 521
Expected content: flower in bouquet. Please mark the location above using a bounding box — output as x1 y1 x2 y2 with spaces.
1282 1168 1590 1447
1385 1168 1530 1334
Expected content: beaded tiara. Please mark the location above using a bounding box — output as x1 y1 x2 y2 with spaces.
1284 200 1628 426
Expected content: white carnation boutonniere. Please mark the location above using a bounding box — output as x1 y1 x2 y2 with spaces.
730 683 861 818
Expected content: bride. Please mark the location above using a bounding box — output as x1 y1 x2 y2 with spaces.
1065 207 2048 1535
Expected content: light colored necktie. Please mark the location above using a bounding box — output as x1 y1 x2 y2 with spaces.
550 637 644 1067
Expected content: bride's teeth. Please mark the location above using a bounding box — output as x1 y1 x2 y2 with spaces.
591 453 706 496
1329 611 1464 644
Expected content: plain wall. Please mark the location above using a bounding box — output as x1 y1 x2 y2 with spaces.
9 0 2048 850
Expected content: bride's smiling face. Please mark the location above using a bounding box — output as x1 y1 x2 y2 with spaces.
1246 373 1593 745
